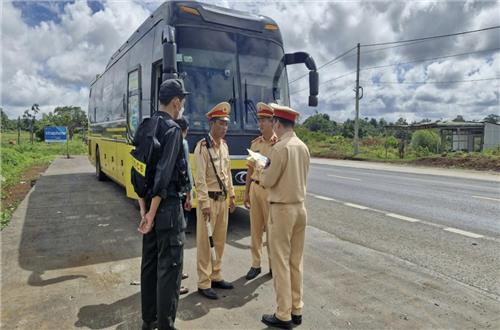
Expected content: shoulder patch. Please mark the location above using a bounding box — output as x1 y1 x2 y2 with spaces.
251 136 262 144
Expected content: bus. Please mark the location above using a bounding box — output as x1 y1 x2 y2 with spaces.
88 1 318 205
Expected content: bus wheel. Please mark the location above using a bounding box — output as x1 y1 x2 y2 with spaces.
96 147 107 181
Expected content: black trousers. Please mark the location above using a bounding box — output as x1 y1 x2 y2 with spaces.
141 199 186 330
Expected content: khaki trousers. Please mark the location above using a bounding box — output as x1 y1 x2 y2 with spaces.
249 183 271 268
269 202 307 321
196 197 228 289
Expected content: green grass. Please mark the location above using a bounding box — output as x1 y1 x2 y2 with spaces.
1 130 88 229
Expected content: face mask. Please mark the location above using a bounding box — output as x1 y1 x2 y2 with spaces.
178 106 185 119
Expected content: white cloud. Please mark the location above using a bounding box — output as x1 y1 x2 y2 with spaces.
1 0 499 123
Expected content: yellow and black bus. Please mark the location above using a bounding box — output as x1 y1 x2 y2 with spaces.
88 1 318 205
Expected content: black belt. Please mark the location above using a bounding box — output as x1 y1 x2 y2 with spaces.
208 191 227 201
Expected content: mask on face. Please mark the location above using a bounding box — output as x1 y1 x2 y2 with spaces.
178 106 185 118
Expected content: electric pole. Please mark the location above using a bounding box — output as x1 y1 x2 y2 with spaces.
353 43 363 155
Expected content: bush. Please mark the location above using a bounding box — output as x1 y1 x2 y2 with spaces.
411 129 440 153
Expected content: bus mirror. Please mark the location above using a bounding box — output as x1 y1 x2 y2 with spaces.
162 25 178 80
309 71 318 96
309 95 318 107
273 87 281 100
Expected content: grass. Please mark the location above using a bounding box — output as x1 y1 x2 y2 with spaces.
1 130 88 229
295 127 500 170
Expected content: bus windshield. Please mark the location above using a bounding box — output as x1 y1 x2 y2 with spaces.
177 27 289 132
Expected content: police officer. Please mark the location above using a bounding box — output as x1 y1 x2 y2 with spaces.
244 102 277 280
260 104 310 329
194 101 236 300
137 79 190 330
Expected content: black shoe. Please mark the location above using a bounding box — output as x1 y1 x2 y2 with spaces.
246 267 261 280
261 314 292 329
211 280 234 289
292 314 302 325
142 320 158 330
198 288 218 299
182 273 189 280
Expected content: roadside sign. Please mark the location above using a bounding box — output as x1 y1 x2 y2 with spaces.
45 126 67 143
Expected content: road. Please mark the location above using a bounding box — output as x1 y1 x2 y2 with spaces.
308 160 500 237
307 159 500 298
1 156 499 329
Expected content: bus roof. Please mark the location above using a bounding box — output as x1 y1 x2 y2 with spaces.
101 1 282 74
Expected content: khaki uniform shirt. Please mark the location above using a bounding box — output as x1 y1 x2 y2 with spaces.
194 135 235 209
249 134 277 182
261 131 310 203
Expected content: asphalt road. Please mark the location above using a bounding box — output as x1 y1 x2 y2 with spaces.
308 161 500 238
1 156 499 329
306 159 500 298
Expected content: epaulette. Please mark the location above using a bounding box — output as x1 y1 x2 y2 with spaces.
270 135 278 146
251 136 262 144
197 139 207 153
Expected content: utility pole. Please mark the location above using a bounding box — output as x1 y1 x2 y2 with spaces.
353 43 363 155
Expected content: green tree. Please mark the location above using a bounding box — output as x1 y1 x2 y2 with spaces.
0 109 15 131
483 114 500 124
303 113 337 134
452 115 466 122
411 129 440 153
52 106 88 139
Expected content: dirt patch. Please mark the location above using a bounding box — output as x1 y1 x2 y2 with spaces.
1 164 50 222
410 155 500 172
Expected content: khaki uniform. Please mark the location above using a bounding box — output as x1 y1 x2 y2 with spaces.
261 130 310 321
248 134 277 269
194 135 235 289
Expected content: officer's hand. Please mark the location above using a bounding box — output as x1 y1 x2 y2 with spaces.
140 207 147 219
138 212 155 234
244 193 251 209
229 197 236 213
202 207 210 219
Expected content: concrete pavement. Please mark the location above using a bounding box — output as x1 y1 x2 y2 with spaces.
1 156 499 329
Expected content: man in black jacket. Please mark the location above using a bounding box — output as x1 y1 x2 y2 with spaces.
137 79 190 330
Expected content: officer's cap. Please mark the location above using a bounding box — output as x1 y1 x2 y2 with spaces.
269 103 299 122
256 102 274 118
207 102 231 121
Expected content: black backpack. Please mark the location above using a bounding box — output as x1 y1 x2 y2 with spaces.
130 116 162 198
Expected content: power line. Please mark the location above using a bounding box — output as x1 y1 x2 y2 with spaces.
361 25 500 47
360 47 500 72
360 77 500 85
289 45 357 84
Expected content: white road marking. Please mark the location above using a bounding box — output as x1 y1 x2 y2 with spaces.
444 227 484 239
327 174 362 181
344 202 370 210
386 213 421 223
308 193 494 241
472 195 500 202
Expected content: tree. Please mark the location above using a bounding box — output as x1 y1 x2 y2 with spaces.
0 108 15 131
452 115 466 122
411 129 440 154
52 106 88 139
483 114 500 124
303 113 337 134
22 104 40 143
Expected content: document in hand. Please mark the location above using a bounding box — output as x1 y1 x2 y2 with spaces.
246 149 269 168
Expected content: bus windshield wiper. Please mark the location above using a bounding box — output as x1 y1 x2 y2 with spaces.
244 79 258 123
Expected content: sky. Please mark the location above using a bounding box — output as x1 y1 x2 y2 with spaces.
1 0 499 123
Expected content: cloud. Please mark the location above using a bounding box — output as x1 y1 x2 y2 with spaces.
1 0 499 124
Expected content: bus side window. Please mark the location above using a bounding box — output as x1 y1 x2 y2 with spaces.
127 68 141 138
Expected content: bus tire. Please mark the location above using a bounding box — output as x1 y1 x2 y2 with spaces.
96 147 107 181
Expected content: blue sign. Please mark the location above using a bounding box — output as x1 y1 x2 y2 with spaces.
45 126 67 142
